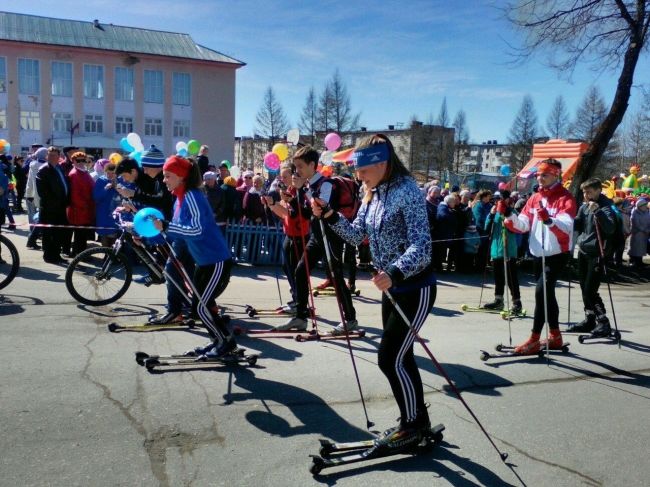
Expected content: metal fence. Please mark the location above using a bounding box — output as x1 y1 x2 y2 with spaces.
225 219 285 265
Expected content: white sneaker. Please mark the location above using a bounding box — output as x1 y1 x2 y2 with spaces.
274 317 308 331
281 303 297 314
331 319 359 335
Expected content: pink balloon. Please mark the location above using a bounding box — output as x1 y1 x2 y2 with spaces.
264 152 281 171
324 132 341 151
498 182 508 191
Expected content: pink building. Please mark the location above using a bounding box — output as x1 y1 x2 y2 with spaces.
0 11 244 160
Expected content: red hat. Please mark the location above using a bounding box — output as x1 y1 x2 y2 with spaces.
163 155 192 179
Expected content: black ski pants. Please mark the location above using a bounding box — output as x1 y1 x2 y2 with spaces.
577 252 606 315
282 235 305 303
532 252 569 334
193 259 232 342
378 284 436 425
493 258 521 300
294 229 356 321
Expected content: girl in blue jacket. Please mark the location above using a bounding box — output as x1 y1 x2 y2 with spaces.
153 156 235 359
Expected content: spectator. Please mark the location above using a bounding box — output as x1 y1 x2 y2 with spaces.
25 147 48 249
629 198 649 268
434 194 458 272
197 145 210 174
243 175 267 224
67 151 96 256
216 176 242 232
203 171 223 221
13 156 27 213
93 162 121 247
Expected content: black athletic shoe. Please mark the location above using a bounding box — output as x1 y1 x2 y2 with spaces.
591 318 612 338
510 300 523 315
567 316 596 333
482 299 504 311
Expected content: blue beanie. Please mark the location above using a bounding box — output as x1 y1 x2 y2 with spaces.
141 145 165 168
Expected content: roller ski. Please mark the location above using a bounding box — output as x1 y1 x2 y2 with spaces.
108 318 200 333
233 324 317 337
577 316 621 344
137 341 258 371
295 328 367 342
500 301 527 320
460 303 503 315
480 332 570 361
244 303 296 318
309 424 445 475
312 286 361 297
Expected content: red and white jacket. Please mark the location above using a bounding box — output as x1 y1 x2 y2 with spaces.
505 183 577 257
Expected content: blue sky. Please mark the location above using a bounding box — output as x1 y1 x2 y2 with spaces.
7 1 649 143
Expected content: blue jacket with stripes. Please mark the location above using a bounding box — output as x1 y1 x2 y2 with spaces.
167 188 230 266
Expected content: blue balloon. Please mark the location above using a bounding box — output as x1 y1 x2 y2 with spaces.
129 150 143 164
500 164 511 176
133 207 164 238
178 148 188 157
120 137 134 152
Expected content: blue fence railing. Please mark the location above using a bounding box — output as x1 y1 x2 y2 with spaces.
225 219 285 265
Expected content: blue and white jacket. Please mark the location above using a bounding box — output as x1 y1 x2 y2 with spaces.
166 188 231 266
327 175 433 291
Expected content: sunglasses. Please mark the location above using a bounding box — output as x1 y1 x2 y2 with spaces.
244 176 252 179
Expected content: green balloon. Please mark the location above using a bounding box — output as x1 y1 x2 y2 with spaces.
187 139 200 155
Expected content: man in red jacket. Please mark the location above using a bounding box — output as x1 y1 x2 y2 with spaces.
505 159 577 354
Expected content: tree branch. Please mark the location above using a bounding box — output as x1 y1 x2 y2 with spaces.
614 0 636 28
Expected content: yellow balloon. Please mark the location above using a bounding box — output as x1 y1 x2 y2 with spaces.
109 152 123 165
272 143 289 161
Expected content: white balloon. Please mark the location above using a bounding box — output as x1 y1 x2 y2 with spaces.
176 141 187 152
230 166 241 178
126 132 141 149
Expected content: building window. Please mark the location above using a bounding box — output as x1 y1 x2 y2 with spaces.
172 72 190 106
144 118 163 137
173 120 190 138
0 109 6 129
53 113 73 132
85 114 103 133
114 67 134 101
20 110 41 130
0 57 6 92
144 70 163 103
51 62 72 97
18 58 40 95
115 116 133 135
84 64 104 99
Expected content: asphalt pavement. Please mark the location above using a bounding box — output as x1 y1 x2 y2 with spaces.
1 217 649 487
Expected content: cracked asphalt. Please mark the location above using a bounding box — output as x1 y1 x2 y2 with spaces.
1 223 649 487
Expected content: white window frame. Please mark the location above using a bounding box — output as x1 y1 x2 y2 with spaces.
144 70 163 104
173 119 190 138
115 115 133 135
51 61 73 97
20 110 41 130
172 72 191 106
84 114 104 134
114 67 134 101
0 108 7 129
144 117 163 137
53 112 73 132
83 64 104 99
18 58 40 95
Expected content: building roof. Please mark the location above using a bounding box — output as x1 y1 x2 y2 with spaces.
0 11 244 66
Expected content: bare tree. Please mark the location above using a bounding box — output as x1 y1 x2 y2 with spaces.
546 95 570 139
316 83 333 133
626 108 650 163
437 97 450 127
505 0 650 197
255 86 290 148
453 109 470 172
298 87 318 146
508 94 539 171
327 69 360 133
571 86 607 142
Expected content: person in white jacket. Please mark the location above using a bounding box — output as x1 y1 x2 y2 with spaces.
25 147 47 249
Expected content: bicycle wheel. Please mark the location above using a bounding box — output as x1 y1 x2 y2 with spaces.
0 234 20 290
65 246 133 306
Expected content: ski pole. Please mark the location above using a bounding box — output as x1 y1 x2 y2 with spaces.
501 223 513 346
593 215 621 348
478 217 495 308
319 218 374 431
295 189 318 332
540 217 550 366
381 280 508 462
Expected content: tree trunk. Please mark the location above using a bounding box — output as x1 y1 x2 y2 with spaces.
570 35 644 200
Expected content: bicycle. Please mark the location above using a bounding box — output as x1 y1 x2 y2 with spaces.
65 219 167 306
0 232 20 290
